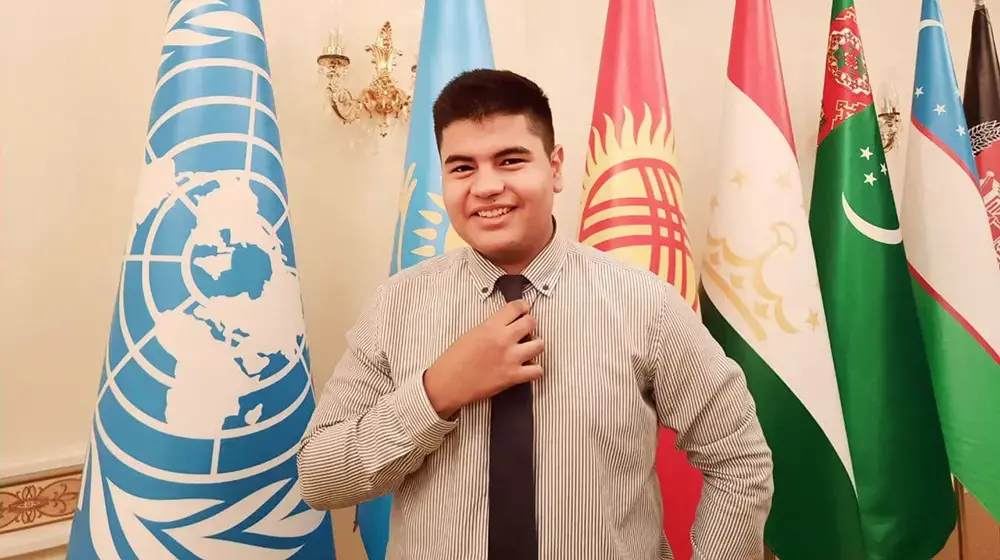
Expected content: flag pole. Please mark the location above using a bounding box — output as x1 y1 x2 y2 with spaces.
954 478 967 560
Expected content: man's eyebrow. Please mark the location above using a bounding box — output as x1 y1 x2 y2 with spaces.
443 154 476 165
443 146 532 166
494 146 531 158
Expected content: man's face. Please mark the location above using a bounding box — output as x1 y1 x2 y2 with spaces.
439 114 563 265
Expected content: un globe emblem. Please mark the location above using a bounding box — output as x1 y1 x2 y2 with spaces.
96 154 313 482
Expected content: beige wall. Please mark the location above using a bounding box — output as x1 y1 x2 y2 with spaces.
0 0 990 558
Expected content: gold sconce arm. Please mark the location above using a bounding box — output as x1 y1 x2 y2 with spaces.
877 102 901 153
317 22 415 137
317 50 359 123
877 79 901 152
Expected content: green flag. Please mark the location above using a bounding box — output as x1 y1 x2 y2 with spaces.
902 0 1000 522
808 1 956 558
701 0 865 558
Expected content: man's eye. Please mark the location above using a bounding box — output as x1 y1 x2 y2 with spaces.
500 158 525 166
450 165 473 173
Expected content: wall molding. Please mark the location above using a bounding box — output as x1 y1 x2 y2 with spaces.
0 464 83 558
1 453 85 481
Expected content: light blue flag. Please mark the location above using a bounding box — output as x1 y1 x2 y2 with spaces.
66 1 335 558
387 0 495 276
357 1 494 558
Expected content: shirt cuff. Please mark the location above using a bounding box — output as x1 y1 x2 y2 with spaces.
392 371 458 453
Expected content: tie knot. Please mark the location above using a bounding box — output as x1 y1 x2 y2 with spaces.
495 274 528 302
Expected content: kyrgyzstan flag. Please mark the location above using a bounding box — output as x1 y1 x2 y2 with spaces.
576 0 700 556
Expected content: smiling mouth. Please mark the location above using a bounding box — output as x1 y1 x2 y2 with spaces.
476 207 513 218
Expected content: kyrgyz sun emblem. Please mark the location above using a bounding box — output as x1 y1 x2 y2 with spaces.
579 103 698 310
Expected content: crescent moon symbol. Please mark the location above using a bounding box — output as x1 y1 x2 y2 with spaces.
841 192 902 245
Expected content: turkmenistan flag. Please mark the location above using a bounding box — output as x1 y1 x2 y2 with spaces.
700 0 864 558
904 0 1000 522
808 1 957 557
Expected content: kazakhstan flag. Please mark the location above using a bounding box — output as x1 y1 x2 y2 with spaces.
357 1 495 558
387 0 496 276
66 1 335 558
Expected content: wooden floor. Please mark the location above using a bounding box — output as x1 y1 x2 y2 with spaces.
8 496 997 559
933 493 1000 560
762 491 998 560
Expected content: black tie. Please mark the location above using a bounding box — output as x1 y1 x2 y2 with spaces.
488 274 538 560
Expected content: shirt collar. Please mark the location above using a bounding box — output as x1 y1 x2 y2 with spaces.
466 217 569 300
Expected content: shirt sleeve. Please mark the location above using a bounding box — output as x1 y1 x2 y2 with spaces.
648 284 774 560
296 286 459 511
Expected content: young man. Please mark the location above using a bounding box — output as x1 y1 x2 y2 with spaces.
297 69 773 560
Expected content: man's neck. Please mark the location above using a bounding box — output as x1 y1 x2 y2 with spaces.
492 220 556 275
498 261 528 275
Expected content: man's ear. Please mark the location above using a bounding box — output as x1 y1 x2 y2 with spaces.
550 144 565 194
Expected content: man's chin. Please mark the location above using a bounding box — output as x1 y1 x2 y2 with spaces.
468 236 520 261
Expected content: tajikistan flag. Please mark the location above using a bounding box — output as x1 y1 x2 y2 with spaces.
902 0 1000 522
699 0 864 557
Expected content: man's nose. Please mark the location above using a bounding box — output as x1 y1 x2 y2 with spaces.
469 169 504 197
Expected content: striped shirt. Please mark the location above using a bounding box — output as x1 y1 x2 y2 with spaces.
297 227 774 560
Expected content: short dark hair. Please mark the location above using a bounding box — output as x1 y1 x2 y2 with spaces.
433 69 555 154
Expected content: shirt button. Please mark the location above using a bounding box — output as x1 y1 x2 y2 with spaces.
480 287 489 293
542 284 549 291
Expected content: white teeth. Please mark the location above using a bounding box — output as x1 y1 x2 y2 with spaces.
477 207 511 218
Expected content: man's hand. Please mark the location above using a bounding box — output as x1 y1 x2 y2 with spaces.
423 300 544 417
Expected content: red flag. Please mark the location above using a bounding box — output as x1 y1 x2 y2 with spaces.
964 0 1000 266
577 1 701 557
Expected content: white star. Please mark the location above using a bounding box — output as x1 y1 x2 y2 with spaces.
915 86 924 97
864 172 877 185
957 125 967 136
860 146 873 160
880 163 887 174
934 104 947 115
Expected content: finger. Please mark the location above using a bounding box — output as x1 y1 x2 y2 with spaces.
506 313 536 341
513 363 544 383
512 337 544 364
491 299 530 326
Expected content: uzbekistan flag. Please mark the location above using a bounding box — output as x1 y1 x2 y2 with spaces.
902 0 1000 523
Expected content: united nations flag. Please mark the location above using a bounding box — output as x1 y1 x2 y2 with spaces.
360 1 495 558
65 1 335 558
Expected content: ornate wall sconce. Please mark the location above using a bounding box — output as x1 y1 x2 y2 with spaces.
317 22 415 137
877 83 901 152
